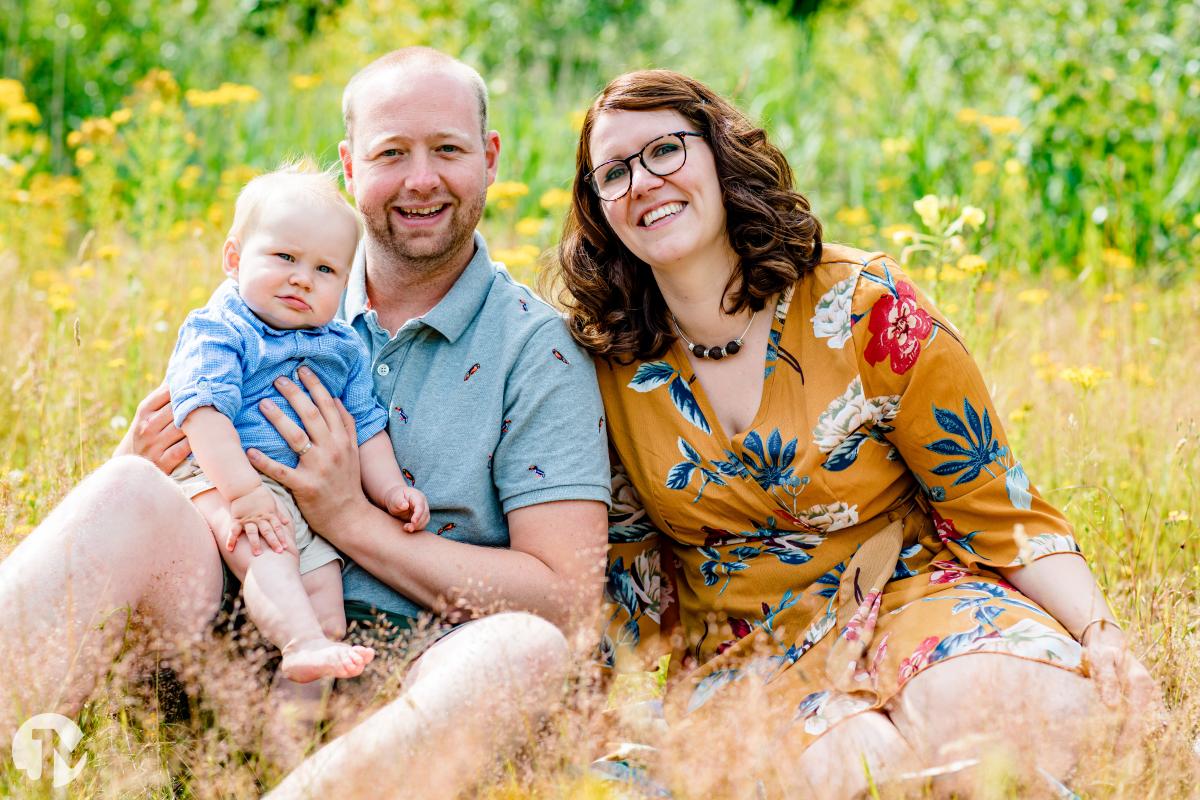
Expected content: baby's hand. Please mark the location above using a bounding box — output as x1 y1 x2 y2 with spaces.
383 485 430 532
228 484 291 555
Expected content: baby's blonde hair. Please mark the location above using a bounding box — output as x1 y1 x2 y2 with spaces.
228 157 360 243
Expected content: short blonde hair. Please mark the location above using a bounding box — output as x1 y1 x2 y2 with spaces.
228 158 361 243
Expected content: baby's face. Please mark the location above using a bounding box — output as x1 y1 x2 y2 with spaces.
230 202 358 330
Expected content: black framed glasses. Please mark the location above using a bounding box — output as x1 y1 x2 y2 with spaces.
585 131 705 202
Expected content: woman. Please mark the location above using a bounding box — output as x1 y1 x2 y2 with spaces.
553 69 1158 795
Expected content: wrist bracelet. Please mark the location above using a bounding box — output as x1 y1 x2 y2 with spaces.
1078 617 1122 643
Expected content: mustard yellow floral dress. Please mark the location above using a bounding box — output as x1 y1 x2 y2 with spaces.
598 244 1085 744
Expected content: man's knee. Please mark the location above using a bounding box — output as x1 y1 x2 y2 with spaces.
483 612 570 679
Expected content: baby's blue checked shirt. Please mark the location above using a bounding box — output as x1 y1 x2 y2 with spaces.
167 280 388 467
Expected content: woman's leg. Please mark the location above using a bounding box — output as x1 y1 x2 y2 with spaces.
785 710 921 798
888 653 1100 791
0 456 225 738
263 611 570 800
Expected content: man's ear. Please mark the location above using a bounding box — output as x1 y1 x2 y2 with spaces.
483 130 500 186
339 140 355 197
222 237 240 279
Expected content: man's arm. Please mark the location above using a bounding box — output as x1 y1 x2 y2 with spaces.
248 368 608 632
113 383 192 473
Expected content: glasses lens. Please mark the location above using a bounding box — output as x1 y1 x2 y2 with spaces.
591 160 631 201
643 135 687 177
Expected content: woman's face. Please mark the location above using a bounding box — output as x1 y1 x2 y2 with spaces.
588 108 728 273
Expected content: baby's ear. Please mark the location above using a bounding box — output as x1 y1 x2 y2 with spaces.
222 237 241 279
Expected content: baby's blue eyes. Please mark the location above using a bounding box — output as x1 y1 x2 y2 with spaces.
317 265 333 274
276 253 295 262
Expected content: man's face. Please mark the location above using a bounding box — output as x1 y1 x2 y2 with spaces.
339 67 499 273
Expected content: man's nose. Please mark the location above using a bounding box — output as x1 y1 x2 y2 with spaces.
404 153 441 194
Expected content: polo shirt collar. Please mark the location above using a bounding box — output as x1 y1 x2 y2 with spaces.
343 232 497 344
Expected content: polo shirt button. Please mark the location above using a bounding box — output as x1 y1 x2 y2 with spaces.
376 363 391 376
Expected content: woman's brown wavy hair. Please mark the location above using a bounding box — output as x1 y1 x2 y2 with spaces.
550 69 823 362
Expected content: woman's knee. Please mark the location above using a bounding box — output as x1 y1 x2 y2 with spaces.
793 711 917 797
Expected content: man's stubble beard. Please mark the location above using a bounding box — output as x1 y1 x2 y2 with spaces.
366 187 488 276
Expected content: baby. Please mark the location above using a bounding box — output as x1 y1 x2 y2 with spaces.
166 161 427 683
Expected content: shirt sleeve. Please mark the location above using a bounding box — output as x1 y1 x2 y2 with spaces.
492 317 611 514
851 255 1083 569
339 335 388 446
166 311 246 428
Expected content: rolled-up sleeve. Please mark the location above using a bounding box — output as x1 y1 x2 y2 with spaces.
341 336 388 445
167 312 246 428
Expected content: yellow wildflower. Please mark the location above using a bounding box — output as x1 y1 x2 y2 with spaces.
980 280 995 293
107 358 126 369
1004 158 1023 175
1008 402 1032 424
75 147 96 168
89 338 115 352
69 263 96 280
188 286 207 303
955 108 980 125
1132 301 1148 315
487 181 529 210
0 78 26 109
938 264 966 283
110 107 133 125
290 74 322 91
569 109 587 131
881 224 915 244
1193 212 1200 228
881 137 912 156
1166 510 1190 524
1051 266 1072 282
1098 326 1115 340
1102 291 1124 304
980 115 1021 136
835 206 870 228
179 164 202 191
493 244 541 270
972 160 996 177
1101 248 1134 271
1122 364 1155 387
1058 365 1111 391
875 176 901 192
6 102 42 126
941 302 959 315
186 83 262 108
97 244 122 261
956 254 987 274
913 194 940 229
30 270 58 289
516 217 544 238
1017 288 1050 306
48 294 77 313
539 187 572 211
66 130 83 148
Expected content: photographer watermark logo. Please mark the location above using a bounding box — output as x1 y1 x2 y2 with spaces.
11 713 87 787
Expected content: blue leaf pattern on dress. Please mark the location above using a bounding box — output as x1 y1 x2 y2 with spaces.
926 398 1007 486
629 361 711 433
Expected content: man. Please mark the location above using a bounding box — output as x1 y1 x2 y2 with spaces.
0 48 609 798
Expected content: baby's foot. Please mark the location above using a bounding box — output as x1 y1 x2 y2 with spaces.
280 639 375 683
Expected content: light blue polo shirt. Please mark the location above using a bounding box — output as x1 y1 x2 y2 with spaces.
338 233 611 620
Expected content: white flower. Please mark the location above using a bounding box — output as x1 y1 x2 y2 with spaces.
914 194 941 229
811 276 857 349
959 206 986 229
796 502 859 532
6 469 24 483
812 377 901 453
109 415 128 431
153 320 170 333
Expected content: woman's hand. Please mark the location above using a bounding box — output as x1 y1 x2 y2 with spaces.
114 383 191 474
1082 623 1164 739
246 367 365 538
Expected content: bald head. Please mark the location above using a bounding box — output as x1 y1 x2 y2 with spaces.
342 47 489 145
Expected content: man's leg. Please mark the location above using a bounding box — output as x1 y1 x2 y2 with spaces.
263 611 570 800
0 456 225 739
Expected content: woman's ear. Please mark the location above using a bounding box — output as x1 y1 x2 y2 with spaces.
222 237 241 280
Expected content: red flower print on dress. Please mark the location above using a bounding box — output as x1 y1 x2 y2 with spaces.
863 280 932 374
928 559 971 585
898 635 940 686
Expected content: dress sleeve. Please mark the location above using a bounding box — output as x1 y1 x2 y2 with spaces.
340 336 388 446
601 448 677 672
166 312 245 428
851 256 1083 569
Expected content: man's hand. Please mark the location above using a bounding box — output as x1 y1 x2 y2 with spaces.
382 485 430 532
114 383 191 474
1081 623 1164 741
227 484 292 556
246 367 366 539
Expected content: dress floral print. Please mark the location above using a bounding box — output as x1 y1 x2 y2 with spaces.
597 244 1085 746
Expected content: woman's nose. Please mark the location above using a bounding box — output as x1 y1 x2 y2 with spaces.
628 160 664 198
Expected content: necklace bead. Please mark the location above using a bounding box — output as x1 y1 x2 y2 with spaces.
670 310 757 360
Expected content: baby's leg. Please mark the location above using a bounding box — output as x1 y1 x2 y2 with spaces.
192 490 373 683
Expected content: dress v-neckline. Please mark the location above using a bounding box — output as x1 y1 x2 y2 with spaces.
668 288 793 446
